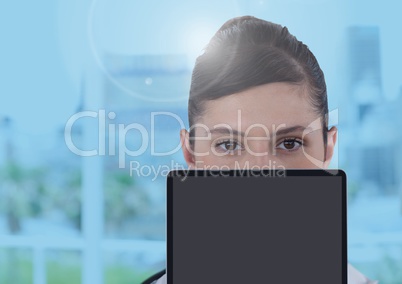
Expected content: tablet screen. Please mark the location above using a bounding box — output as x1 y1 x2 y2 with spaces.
167 170 346 284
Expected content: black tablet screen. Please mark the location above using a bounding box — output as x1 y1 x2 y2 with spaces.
168 171 346 284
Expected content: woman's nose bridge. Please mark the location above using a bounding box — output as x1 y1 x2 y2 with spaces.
243 138 273 167
247 149 277 168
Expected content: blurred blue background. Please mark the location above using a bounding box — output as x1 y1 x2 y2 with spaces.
0 0 401 283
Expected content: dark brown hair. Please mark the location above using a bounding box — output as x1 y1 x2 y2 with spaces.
188 16 329 153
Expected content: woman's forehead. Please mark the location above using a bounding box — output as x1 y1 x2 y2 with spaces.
199 82 318 130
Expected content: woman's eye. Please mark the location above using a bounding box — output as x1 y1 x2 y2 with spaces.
215 140 242 153
276 138 303 151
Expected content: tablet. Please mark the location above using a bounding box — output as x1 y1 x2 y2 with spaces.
167 169 347 284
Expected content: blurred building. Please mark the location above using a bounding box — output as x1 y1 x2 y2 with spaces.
102 53 189 173
48 54 191 239
0 116 12 166
345 26 401 195
103 53 190 238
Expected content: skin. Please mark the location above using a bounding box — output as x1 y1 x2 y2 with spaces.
180 82 337 170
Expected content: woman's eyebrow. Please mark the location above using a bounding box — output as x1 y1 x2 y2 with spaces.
209 128 246 137
208 125 310 137
275 125 310 136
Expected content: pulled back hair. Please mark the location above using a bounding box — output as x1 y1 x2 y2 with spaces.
188 16 329 149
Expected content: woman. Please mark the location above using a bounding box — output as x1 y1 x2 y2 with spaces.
147 15 377 284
